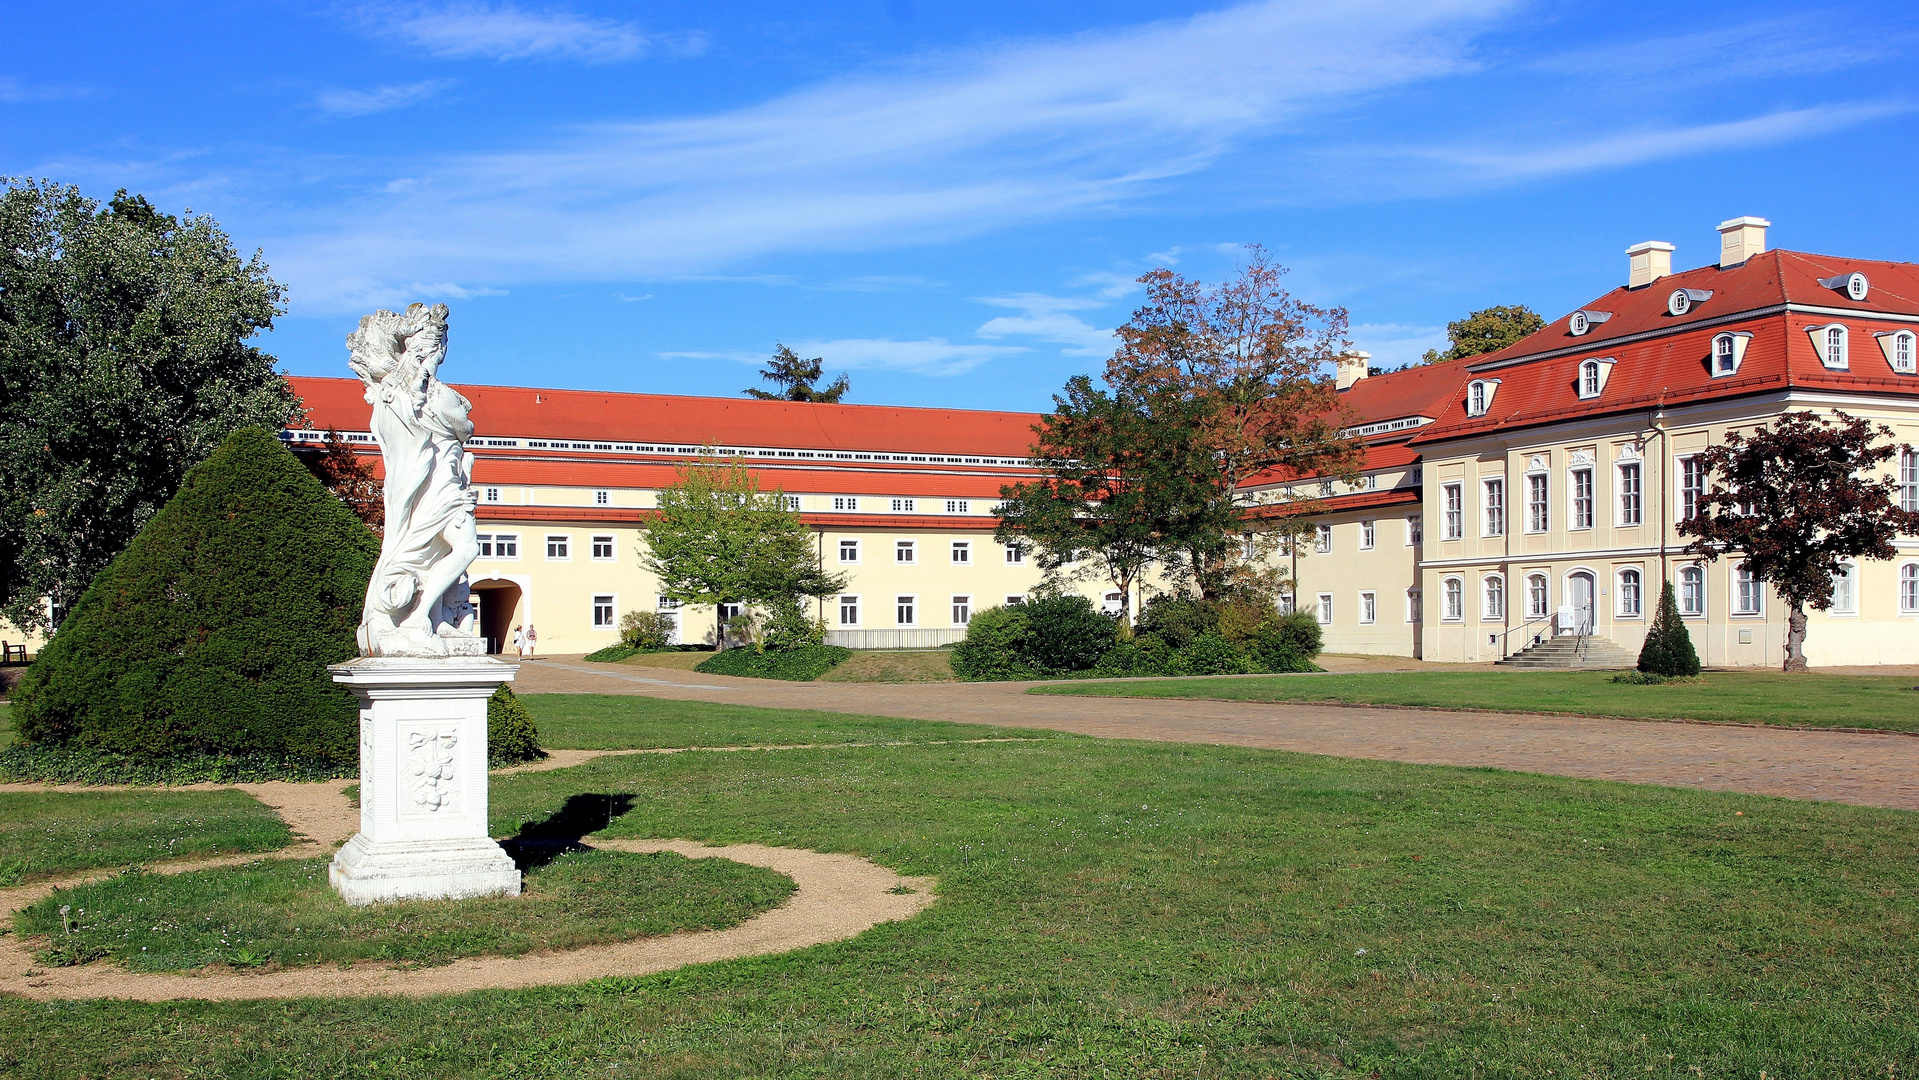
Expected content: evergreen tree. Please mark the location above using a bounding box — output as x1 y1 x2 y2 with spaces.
1636 580 1701 677
11 428 378 762
744 344 850 402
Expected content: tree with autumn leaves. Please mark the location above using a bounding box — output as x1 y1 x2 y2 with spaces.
1681 410 1919 672
997 247 1362 612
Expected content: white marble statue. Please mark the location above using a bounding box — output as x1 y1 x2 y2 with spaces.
347 302 484 658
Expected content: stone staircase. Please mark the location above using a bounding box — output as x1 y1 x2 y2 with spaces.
1494 634 1637 669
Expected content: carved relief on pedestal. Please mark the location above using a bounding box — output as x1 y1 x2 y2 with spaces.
403 727 460 815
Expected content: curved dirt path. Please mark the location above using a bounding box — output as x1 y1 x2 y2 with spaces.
3 756 934 1001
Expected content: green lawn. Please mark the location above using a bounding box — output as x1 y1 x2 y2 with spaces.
20 848 792 971
0 789 292 885
5 694 1915 1077
522 692 1069 749
1033 669 1919 731
816 649 958 683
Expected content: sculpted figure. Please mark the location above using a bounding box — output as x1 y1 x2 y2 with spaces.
347 302 483 657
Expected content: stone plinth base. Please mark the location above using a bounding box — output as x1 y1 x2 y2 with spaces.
329 834 522 905
329 653 521 906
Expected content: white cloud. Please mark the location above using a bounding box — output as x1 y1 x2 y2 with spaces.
662 338 1027 378
315 80 456 118
974 294 1116 357
374 3 696 63
0 76 90 103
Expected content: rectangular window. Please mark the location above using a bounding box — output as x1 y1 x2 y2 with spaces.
1314 524 1332 553
1406 588 1422 624
1359 591 1376 624
1902 449 1919 513
1005 594 1026 606
1527 473 1549 532
951 542 970 564
591 534 615 561
896 541 916 564
595 489 609 506
484 487 501 503
1617 570 1642 617
896 595 916 626
784 495 801 511
1279 592 1295 614
952 595 971 625
1483 478 1505 536
592 595 615 629
1902 565 1919 614
494 533 518 559
1527 574 1548 619
1005 543 1025 565
839 595 860 626
946 499 970 514
477 533 494 558
1443 483 1463 540
891 498 916 512
1569 468 1594 530
1406 515 1423 545
1316 593 1333 625
1483 576 1504 620
1358 520 1375 550
658 596 682 611
1734 564 1762 615
1442 578 1463 621
1617 463 1642 526
1680 457 1706 520
839 539 860 563
546 534 570 560
1681 566 1705 616
834 496 858 511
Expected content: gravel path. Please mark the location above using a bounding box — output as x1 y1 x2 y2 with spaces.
518 657 1919 812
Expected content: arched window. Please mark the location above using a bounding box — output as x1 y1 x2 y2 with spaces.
1469 381 1486 415
1895 330 1916 374
1442 577 1463 621
1830 563 1857 613
1827 325 1846 366
1680 565 1704 616
1902 449 1919 512
1903 564 1919 614
1526 573 1548 619
1580 361 1601 397
1617 568 1642 617
1714 335 1735 373
1484 575 1505 619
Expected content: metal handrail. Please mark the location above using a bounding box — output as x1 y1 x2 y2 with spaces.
1500 615 1555 657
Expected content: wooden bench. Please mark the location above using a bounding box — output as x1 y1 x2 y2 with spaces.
1 642 26 664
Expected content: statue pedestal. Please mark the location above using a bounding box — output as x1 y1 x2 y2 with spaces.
328 656 522 905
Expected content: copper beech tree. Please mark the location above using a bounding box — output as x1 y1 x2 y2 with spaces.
1680 410 1919 672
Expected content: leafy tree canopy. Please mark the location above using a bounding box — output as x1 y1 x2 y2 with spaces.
744 344 850 403
0 179 296 632
1680 410 1919 671
291 429 383 528
1421 305 1545 364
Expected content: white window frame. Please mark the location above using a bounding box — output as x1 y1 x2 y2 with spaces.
1442 482 1463 540
1616 462 1642 526
1004 543 1026 565
1526 472 1549 533
1358 519 1375 551
1616 568 1642 619
1568 468 1593 531
891 497 917 512
1901 563 1919 615
1900 448 1919 513
1579 360 1601 398
1806 323 1850 370
1733 563 1764 616
1679 565 1705 617
1358 590 1377 625
839 538 861 564
783 495 801 511
591 594 617 630
484 486 501 503
594 489 610 506
1005 594 1026 607
1406 515 1423 546
951 541 971 564
945 499 970 514
838 594 860 627
1711 331 1752 377
951 595 972 625
1679 455 1706 521
1482 477 1504 537
1482 574 1504 620
834 496 859 512
1880 329 1917 374
545 534 571 561
1466 379 1499 417
896 540 917 564
1314 524 1332 553
896 594 917 627
1441 576 1464 622
590 534 616 561
491 533 519 559
1316 593 1333 625
1829 561 1858 615
1526 573 1549 619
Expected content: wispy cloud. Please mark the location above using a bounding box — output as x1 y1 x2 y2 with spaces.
315 79 457 118
372 3 700 63
662 338 1026 378
975 293 1116 357
1530 17 1899 84
0 76 92 103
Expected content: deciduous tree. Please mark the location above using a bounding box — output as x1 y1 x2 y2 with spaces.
0 180 296 632
1420 305 1545 364
292 429 383 528
1680 410 1919 671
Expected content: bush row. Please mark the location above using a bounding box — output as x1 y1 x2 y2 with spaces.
694 644 852 681
951 595 1323 681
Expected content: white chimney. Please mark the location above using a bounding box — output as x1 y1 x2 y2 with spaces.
1717 216 1770 267
1627 241 1675 288
1335 350 1371 392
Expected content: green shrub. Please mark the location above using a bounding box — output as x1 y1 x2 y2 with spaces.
583 643 640 663
1092 635 1183 678
760 596 827 652
11 427 378 763
618 610 675 651
0 746 353 785
695 644 851 681
1250 611 1324 673
1023 594 1117 674
951 605 1039 681
1611 671 1671 685
1183 632 1254 675
487 685 544 766
1133 597 1220 650
1637 581 1702 677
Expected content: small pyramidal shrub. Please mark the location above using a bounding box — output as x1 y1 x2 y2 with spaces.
487 685 544 766
12 427 380 763
1637 580 1702 678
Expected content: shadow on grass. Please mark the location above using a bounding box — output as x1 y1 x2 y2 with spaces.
500 793 637 872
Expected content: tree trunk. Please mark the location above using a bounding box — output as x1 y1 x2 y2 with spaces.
1782 602 1808 672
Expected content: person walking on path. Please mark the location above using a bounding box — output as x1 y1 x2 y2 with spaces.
513 625 527 660
523 623 537 659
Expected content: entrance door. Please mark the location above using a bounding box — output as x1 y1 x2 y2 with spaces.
1567 572 1595 635
472 582 523 654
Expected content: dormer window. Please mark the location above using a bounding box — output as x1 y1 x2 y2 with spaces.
1806 323 1849 369
1876 329 1917 374
1567 310 1612 337
1818 272 1870 301
1667 288 1713 317
1711 331 1753 377
1574 358 1616 400
1466 378 1500 417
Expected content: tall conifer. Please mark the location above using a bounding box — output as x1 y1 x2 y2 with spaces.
1637 580 1701 677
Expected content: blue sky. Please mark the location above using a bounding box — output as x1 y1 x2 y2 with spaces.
6 1 1916 412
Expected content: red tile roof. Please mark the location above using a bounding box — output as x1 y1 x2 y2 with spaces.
1337 359 1473 421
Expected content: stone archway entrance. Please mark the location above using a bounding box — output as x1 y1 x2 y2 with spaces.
472 580 524 655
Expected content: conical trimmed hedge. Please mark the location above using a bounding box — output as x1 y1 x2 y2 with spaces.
1637 580 1702 677
12 427 379 763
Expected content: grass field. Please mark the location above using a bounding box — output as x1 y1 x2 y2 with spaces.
521 692 1063 750
817 649 957 683
4 694 1915 1077
0 789 292 885
20 847 792 971
1034 669 1919 731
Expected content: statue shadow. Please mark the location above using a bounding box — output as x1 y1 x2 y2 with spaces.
500 793 638 872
